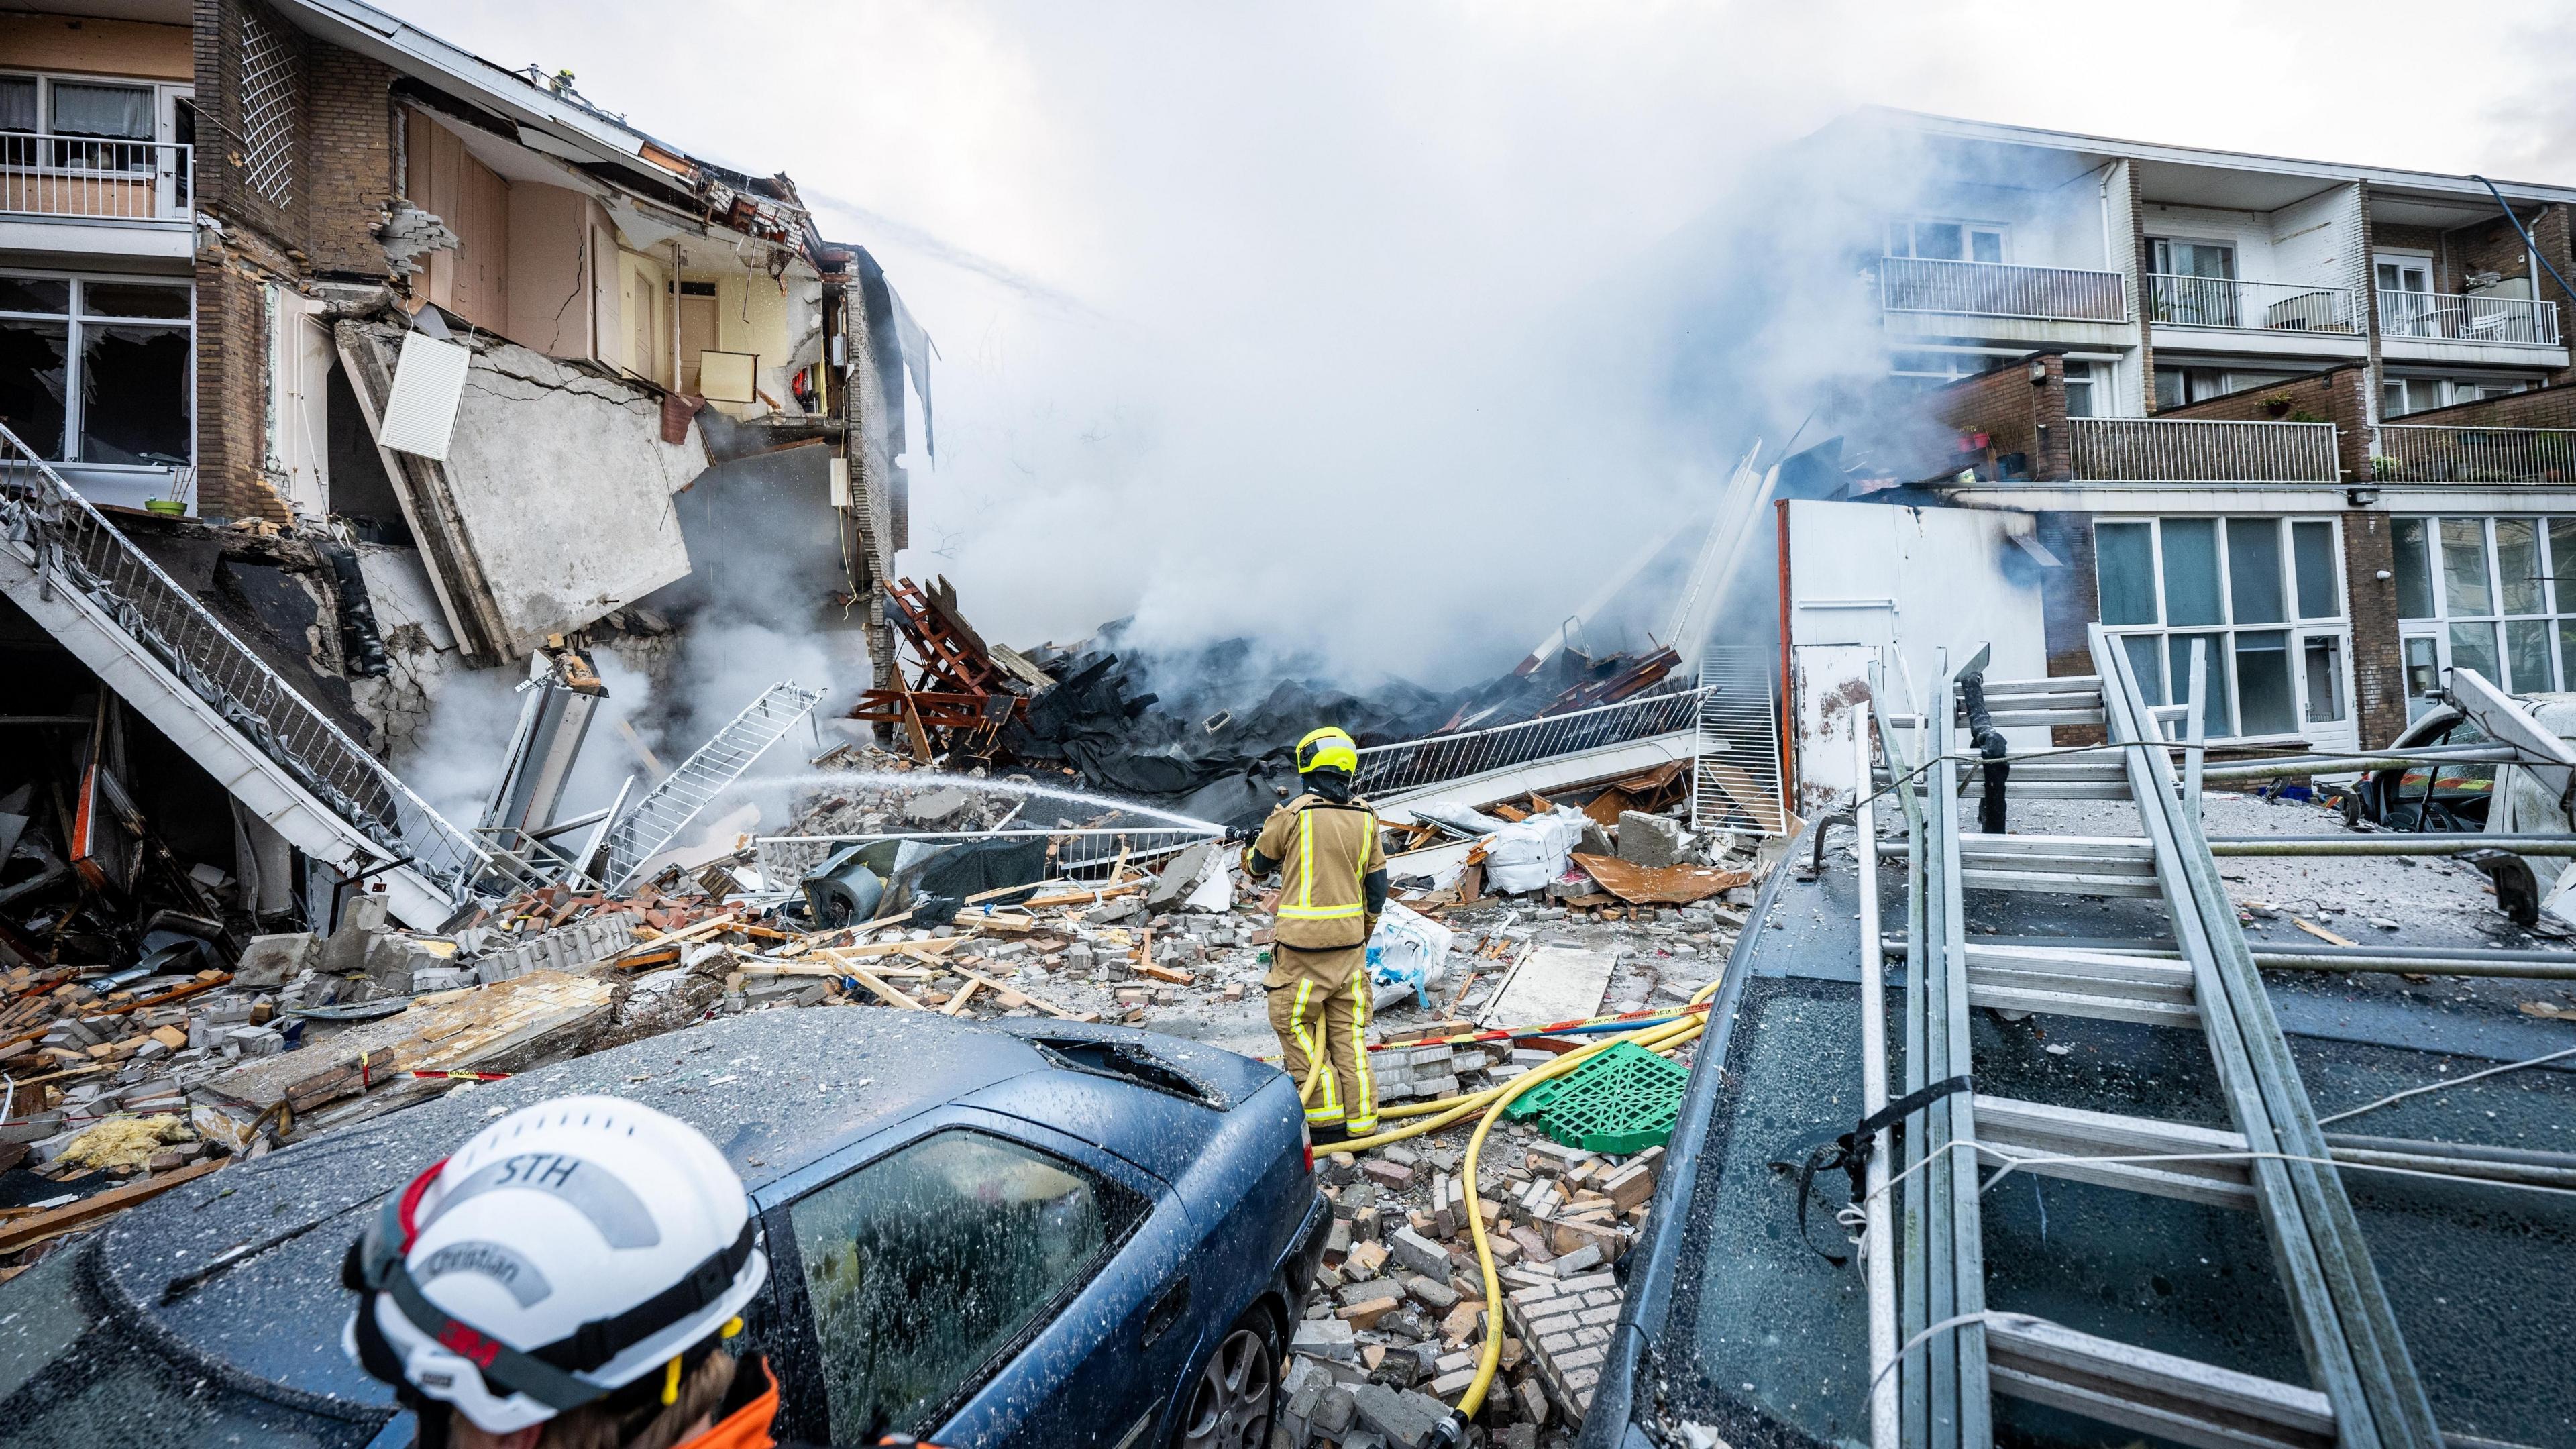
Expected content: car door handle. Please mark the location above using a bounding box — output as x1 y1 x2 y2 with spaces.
1141 1277 1191 1348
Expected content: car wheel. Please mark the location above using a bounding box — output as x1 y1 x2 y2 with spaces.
1176 1311 1279 1449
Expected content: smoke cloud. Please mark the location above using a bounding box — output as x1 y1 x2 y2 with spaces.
386 1 2576 730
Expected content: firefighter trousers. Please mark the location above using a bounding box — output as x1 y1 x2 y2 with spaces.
1265 943 1375 1136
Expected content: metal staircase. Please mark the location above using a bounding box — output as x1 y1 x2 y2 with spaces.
1691 642 1786 835
0 423 517 926
1862 633 2444 1449
598 682 824 889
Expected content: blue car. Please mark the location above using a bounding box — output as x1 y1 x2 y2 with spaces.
0 1009 1328 1449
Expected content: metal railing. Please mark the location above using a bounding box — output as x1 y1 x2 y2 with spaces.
2069 416 2341 482
2373 423 2576 483
1692 645 1785 836
0 133 191 222
1878 256 2127 323
0 421 511 903
753 826 1222 895
2377 288 2561 347
2147 274 2361 334
600 681 824 890
1352 686 1709 801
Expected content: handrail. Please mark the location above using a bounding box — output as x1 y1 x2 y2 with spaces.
0 421 509 903
2376 288 2561 347
1353 685 1709 800
2147 274 2361 334
0 132 192 222
2374 423 2576 483
1878 256 2127 323
2069 417 2341 482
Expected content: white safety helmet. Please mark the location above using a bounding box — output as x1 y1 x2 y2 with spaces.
342 1096 769 1434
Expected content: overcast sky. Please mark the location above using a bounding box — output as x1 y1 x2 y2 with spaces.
386 1 2576 681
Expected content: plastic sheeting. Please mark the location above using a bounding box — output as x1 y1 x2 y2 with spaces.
1368 902 1452 1011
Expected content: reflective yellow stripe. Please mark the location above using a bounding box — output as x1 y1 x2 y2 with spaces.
1290 980 1337 1118
1346 968 1375 1131
1278 903 1362 919
1297 812 1315 915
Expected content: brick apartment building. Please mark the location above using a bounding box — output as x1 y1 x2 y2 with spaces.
0 0 932 928
1816 109 2576 761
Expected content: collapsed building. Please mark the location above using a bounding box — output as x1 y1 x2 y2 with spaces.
0 0 935 954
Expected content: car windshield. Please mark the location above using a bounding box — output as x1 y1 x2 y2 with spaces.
0 1245 386 1449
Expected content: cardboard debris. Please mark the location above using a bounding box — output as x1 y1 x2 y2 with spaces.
1570 853 1752 906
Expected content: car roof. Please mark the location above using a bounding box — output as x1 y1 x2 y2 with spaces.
75 1009 1057 1423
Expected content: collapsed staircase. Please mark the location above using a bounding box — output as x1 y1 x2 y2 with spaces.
0 425 523 928
597 682 824 890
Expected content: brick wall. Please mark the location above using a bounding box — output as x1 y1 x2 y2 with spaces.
1921 351 2072 482
2373 223 2451 291
191 256 289 523
2157 363 2373 481
2384 382 2576 432
197 0 306 255
2130 164 2159 414
2340 511 2405 749
303 47 396 278
2035 511 2105 746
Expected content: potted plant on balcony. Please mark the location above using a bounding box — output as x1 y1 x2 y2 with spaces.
2261 391 2296 419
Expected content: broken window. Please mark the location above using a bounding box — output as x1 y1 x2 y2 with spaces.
0 272 189 468
788 1129 1138 1440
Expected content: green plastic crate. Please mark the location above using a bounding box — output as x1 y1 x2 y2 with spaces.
1529 1042 1690 1155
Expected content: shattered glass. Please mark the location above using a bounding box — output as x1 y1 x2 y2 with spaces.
790 1128 1132 1440
0 318 67 458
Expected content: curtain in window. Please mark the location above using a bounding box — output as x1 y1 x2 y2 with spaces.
0 78 36 133
50 83 153 140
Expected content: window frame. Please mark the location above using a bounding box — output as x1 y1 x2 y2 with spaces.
1885 218 2008 264
2391 513 2576 720
0 266 194 469
0 68 193 176
763 1122 1153 1443
2092 515 2353 743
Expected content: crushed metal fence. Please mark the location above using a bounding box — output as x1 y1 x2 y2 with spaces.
1692 645 1786 837
0 421 513 902
1351 686 1709 802
753 826 1223 894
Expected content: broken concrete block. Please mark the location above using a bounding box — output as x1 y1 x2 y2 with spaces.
319 895 392 977
1146 840 1218 911
1350 1383 1456 1449
1292 1318 1358 1362
1617 810 1686 867
1338 1295 1401 1329
905 788 973 827
1388 1226 1450 1281
233 932 317 989
1404 1275 1461 1312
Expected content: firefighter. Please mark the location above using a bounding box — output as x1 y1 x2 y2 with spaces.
1242 725 1389 1144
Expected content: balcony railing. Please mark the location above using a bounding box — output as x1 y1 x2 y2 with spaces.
2374 424 2576 483
0 133 192 223
1878 256 2127 323
2147 274 2361 334
2377 289 2562 347
2070 417 2341 482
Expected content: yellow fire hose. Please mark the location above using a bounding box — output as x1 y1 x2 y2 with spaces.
1289 977 1725 1429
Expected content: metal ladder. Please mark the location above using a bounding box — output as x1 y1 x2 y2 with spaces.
598 682 824 890
1864 629 2444 1449
1692 641 1786 836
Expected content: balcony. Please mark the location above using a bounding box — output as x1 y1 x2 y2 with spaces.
2147 274 2361 335
1878 256 2127 323
2373 424 2576 484
2069 417 2341 482
2378 289 2561 348
0 133 193 244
